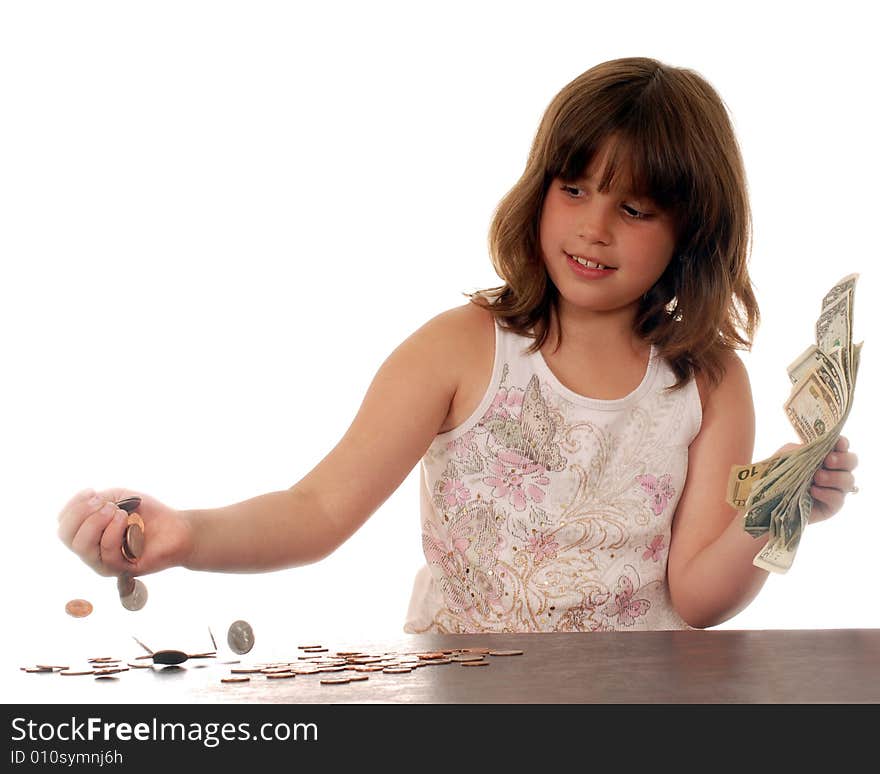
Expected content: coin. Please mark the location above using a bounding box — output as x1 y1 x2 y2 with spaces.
461 660 489 667
221 677 250 684
126 512 145 531
59 670 95 676
65 599 93 618
119 579 148 611
116 497 142 514
152 650 188 665
227 620 255 655
488 649 524 656
122 523 144 562
117 574 136 597
319 677 351 685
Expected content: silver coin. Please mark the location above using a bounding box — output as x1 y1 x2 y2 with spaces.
119 579 148 611
226 620 255 655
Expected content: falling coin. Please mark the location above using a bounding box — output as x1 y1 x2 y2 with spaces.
227 620 255 655
65 599 93 618
117 574 136 597
119 579 148 611
152 650 189 666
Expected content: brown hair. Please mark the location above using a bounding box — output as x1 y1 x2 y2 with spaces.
466 57 759 389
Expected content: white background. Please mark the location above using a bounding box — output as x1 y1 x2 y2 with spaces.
1 1 877 673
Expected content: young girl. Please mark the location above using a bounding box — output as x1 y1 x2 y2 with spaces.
57 57 858 632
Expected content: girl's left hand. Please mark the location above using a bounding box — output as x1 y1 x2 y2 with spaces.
776 436 859 524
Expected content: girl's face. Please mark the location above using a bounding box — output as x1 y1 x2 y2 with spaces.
538 141 677 322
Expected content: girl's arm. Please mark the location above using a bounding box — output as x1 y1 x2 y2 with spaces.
666 353 856 628
180 306 472 573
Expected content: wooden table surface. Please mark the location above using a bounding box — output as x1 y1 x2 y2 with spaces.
8 629 880 704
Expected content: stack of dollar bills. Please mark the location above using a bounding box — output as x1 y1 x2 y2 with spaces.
725 274 861 574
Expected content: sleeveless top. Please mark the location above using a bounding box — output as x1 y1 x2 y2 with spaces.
404 318 703 633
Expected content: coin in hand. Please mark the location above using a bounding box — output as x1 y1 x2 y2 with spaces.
115 497 142 514
227 620 255 655
121 522 145 562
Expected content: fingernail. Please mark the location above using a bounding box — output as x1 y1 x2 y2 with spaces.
88 496 102 508
100 502 115 515
114 509 126 522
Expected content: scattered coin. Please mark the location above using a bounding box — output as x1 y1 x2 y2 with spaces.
131 635 153 654
221 676 250 683
347 674 369 682
119 579 148 611
382 667 413 674
116 497 142 514
266 672 296 680
208 627 218 651
152 650 188 665
59 670 95 676
319 677 351 685
227 620 255 655
488 649 524 656
461 661 489 667
65 599 93 618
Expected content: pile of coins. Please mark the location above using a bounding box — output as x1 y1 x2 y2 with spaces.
219 644 524 686
21 638 525 686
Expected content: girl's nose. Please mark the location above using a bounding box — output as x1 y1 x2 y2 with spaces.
576 203 613 244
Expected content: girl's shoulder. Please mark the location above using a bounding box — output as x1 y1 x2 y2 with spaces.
693 349 752 414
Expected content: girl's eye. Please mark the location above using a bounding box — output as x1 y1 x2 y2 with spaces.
560 184 654 220
622 204 651 220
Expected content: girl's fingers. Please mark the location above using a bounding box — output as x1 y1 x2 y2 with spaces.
68 502 124 575
822 450 858 472
835 436 850 453
813 468 856 492
810 484 845 513
57 490 109 547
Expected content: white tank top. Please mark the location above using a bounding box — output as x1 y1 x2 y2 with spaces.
404 318 703 633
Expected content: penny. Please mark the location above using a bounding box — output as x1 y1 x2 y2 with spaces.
126 512 145 531
35 665 68 671
227 620 255 655
230 668 263 674
59 670 95 676
127 662 152 669
94 667 129 676
461 660 489 667
382 667 413 674
120 579 148 611
122 523 144 561
266 672 296 680
65 599 93 618
320 677 351 685
116 497 142 514
152 649 188 665
347 674 369 682
488 649 524 656
450 654 485 662
221 677 250 683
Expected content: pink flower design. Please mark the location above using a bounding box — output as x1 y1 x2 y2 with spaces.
636 473 676 515
604 575 651 627
446 431 476 460
526 531 560 564
642 535 666 563
483 449 550 512
438 478 471 507
487 387 524 420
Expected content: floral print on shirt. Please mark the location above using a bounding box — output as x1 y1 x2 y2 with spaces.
410 361 697 634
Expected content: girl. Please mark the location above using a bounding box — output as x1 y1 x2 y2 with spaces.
57 57 858 632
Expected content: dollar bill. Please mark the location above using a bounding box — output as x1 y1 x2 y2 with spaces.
725 274 861 574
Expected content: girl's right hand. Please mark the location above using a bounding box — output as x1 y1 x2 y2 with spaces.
57 488 193 578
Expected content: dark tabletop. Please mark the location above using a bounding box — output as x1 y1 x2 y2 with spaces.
9 629 880 704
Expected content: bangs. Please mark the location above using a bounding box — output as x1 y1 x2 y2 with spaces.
547 116 692 215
